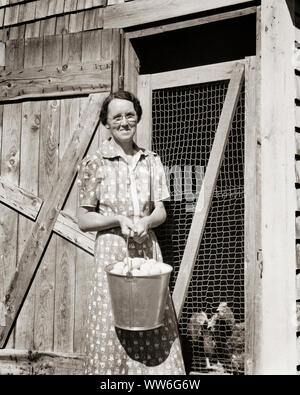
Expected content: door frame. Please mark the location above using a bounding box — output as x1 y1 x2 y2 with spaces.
131 57 258 374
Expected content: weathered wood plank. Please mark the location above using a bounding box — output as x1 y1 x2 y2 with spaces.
68 10 84 33
172 63 245 319
111 28 121 92
0 61 111 101
15 33 42 351
259 0 297 374
5 37 23 70
297 272 300 301
48 0 64 16
4 3 19 26
55 14 70 35
0 176 95 254
82 29 103 149
34 0 48 19
62 32 82 65
124 36 139 94
0 102 22 349
297 302 300 332
24 21 40 38
83 7 103 30
0 8 5 27
64 0 78 13
33 34 61 352
0 36 23 349
0 92 106 348
103 0 253 29
0 349 84 375
20 1 37 22
72 29 101 353
54 232 76 352
0 175 40 217
244 56 260 375
39 17 56 37
151 60 242 90
125 6 257 40
54 98 80 353
137 74 151 150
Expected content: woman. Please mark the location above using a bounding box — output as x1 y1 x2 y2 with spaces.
77 90 185 375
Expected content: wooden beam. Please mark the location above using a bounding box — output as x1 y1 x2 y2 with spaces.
0 176 95 252
103 0 254 29
0 61 111 101
0 349 84 375
172 62 245 319
125 6 257 40
0 176 42 220
137 74 152 150
151 60 243 90
244 56 261 375
258 0 297 374
0 92 106 348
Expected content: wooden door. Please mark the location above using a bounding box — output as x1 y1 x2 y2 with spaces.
137 58 258 375
0 29 121 374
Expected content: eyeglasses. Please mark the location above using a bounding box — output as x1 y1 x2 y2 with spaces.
109 114 137 125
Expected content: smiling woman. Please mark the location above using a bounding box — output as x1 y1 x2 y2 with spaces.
76 90 185 375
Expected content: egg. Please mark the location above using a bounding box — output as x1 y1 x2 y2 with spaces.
131 257 144 269
110 267 123 275
114 261 125 271
123 257 132 266
157 263 171 274
149 266 161 275
132 269 141 276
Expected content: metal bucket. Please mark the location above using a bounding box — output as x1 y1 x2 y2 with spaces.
105 263 173 331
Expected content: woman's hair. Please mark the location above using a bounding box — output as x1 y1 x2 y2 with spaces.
100 90 143 125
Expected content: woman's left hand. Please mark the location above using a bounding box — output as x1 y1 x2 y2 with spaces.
133 217 150 244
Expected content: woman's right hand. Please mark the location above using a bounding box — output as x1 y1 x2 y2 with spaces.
117 215 136 238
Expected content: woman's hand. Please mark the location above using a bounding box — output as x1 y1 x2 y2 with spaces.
117 215 136 238
133 217 150 244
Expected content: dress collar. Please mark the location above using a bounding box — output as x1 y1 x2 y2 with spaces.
99 137 152 159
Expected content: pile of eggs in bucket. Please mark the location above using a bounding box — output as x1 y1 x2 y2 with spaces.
109 257 171 276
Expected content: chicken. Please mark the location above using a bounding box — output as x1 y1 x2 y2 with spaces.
187 311 208 341
187 312 213 369
186 304 245 374
209 302 235 371
227 322 245 375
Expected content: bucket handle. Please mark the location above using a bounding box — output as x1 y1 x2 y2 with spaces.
125 235 133 277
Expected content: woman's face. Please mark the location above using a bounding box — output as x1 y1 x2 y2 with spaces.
105 98 138 145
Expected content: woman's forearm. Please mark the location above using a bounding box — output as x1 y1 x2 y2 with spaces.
144 202 167 229
78 209 121 233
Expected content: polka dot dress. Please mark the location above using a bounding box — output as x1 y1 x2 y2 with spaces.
77 138 185 375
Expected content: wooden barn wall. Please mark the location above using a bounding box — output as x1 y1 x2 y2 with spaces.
0 29 116 364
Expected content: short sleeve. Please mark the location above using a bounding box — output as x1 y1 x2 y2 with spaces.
150 155 170 202
77 155 101 208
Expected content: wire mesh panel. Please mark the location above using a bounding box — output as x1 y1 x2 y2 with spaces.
152 80 245 375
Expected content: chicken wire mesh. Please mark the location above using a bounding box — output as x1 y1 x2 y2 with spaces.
152 80 245 375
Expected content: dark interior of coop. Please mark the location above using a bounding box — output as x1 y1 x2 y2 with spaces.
126 11 256 374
